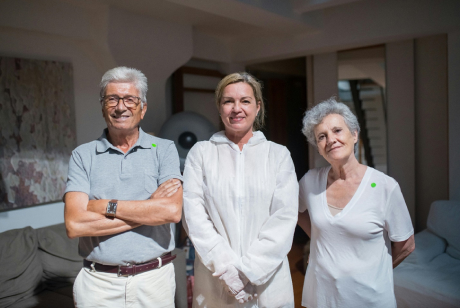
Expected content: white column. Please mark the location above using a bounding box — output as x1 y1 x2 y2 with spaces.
414 35 449 230
448 31 460 201
386 40 415 224
309 52 338 169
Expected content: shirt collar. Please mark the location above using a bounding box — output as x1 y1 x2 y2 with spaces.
210 130 267 147
137 128 153 149
96 127 151 153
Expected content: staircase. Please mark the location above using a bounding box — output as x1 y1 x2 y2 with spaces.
338 80 387 174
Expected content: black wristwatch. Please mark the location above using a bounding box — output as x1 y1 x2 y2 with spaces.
106 199 118 218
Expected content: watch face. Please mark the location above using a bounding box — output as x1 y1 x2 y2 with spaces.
106 200 117 217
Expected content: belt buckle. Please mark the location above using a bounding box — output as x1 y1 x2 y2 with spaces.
157 257 163 269
118 263 132 277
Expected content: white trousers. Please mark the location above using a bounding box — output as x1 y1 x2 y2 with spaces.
73 262 175 308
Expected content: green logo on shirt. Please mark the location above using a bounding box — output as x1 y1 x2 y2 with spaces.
371 183 376 188
152 144 157 147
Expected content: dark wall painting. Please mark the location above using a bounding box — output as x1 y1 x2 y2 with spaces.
0 57 76 211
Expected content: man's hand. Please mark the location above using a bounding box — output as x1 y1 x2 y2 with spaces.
151 179 182 199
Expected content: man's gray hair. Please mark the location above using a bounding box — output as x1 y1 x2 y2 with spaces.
302 97 360 151
100 67 148 108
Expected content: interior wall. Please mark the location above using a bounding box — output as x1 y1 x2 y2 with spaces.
192 30 231 63
306 35 452 230
386 40 416 225
107 6 193 135
229 0 460 205
0 0 115 146
310 52 337 168
178 59 224 130
0 0 194 231
0 2 109 231
448 31 460 202
0 202 65 233
1 0 459 233
414 34 449 231
232 0 460 63
183 91 219 129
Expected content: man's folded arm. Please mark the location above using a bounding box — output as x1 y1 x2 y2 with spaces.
64 179 183 239
86 180 182 226
64 191 141 239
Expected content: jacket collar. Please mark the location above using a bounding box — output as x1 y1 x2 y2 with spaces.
96 127 151 153
210 130 266 148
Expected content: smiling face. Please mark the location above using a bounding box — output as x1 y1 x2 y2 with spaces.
102 82 147 133
219 82 260 136
314 113 358 163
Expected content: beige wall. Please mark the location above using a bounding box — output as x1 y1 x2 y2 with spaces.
414 35 449 231
448 31 460 202
308 37 450 230
1 0 459 231
0 0 194 144
0 0 194 231
386 40 416 226
309 52 338 169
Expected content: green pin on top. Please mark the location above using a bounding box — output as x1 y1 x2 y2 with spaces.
371 183 376 188
152 143 157 147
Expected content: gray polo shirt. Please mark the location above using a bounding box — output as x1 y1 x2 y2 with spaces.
64 127 182 265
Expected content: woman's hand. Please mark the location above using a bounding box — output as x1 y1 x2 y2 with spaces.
150 179 181 199
392 234 415 268
213 265 248 296
235 283 258 303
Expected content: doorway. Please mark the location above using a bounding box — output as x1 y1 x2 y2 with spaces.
247 57 309 179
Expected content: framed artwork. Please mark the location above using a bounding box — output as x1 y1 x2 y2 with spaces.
0 56 76 211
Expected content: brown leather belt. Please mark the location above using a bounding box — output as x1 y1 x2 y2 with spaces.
83 252 176 277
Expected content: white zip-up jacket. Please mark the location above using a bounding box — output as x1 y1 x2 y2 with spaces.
183 131 298 307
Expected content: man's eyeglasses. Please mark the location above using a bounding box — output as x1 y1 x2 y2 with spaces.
101 95 141 108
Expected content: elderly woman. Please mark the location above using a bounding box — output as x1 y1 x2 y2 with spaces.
298 98 415 308
183 72 298 307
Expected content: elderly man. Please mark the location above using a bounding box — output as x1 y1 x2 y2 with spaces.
64 66 182 307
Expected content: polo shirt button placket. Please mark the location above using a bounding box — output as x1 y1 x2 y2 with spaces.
121 154 127 175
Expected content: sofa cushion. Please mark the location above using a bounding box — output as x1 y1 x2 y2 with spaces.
0 227 44 307
49 285 73 299
37 223 83 290
404 230 447 264
427 200 460 259
7 289 74 308
394 253 460 307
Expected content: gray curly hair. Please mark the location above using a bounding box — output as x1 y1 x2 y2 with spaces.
100 67 148 109
302 97 360 152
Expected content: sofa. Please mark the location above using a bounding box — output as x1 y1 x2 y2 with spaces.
0 223 187 308
393 200 460 308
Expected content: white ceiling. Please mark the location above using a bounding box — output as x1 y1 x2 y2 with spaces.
85 0 367 40
57 0 460 64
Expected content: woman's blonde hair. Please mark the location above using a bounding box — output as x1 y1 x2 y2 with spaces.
215 72 265 131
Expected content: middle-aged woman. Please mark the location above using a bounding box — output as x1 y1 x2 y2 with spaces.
298 98 415 308
182 72 299 307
